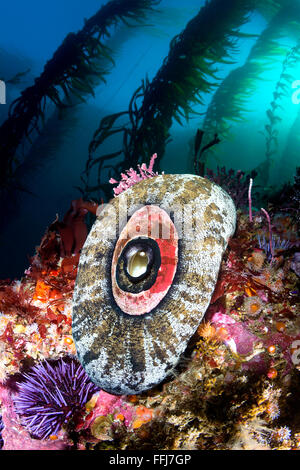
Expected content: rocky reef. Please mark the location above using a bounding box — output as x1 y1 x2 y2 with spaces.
0 185 299 450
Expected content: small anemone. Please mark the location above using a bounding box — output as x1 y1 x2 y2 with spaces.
14 357 99 440
244 296 264 317
197 321 217 342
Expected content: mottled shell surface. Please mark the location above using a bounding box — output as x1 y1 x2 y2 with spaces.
72 174 236 394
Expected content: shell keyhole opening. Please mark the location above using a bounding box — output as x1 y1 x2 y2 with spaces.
127 250 148 278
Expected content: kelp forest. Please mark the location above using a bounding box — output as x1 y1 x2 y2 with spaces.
0 0 300 451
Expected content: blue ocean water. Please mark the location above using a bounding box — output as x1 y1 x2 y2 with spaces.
0 0 299 279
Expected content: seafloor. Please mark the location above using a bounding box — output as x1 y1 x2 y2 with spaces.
0 190 299 450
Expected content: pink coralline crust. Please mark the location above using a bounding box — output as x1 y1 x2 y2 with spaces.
109 153 160 196
265 332 295 352
208 311 270 373
76 390 135 431
208 308 300 375
210 312 236 326
0 385 70 450
209 311 260 355
225 323 260 356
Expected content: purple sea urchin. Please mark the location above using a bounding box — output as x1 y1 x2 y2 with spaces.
14 357 99 439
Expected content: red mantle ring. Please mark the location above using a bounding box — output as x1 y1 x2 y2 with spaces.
111 205 179 315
